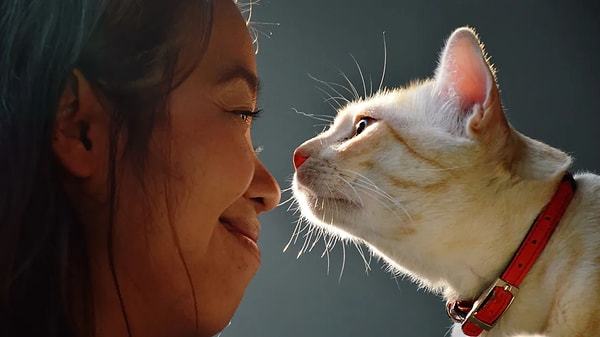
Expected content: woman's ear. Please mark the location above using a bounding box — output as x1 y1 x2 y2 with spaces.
52 69 110 178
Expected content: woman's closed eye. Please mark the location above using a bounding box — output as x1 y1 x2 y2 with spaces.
231 108 263 125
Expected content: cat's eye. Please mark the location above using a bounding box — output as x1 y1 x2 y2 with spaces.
355 117 375 136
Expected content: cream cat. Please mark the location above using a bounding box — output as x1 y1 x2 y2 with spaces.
291 27 600 337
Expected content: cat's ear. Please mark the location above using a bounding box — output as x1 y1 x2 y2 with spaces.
434 27 508 144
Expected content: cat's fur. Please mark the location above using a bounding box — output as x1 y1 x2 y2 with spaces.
292 27 600 337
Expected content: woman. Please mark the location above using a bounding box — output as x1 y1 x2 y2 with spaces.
0 0 280 336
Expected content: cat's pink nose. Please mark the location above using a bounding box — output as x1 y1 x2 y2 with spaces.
293 149 309 169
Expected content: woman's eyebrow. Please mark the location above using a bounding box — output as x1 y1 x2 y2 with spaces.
217 65 261 97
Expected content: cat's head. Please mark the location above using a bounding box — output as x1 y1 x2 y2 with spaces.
291 27 571 294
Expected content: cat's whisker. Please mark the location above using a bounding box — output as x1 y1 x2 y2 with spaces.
324 231 331 275
286 203 298 215
308 228 322 252
312 123 332 131
304 112 335 120
336 68 360 101
323 234 338 276
323 181 343 224
323 98 341 112
378 31 388 94
341 171 414 225
369 74 374 98
322 95 350 105
341 169 396 199
284 215 303 253
354 242 372 274
301 222 317 254
339 241 346 283
340 169 403 206
321 74 358 102
339 176 364 206
314 86 345 110
280 185 294 193
308 73 352 105
278 194 297 208
291 107 336 123
321 233 333 258
283 218 302 253
307 185 332 254
318 182 350 280
353 184 409 224
297 219 313 243
349 53 368 100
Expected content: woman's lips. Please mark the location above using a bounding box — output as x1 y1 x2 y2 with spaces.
221 219 259 242
220 218 261 260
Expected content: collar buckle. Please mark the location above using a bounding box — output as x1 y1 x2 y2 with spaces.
464 278 518 332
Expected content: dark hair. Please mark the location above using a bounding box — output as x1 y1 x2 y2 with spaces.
0 1 214 336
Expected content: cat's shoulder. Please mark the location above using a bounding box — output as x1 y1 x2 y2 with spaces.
573 171 600 191
563 171 600 241
572 171 600 208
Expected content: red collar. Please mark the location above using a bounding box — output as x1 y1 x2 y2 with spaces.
446 173 576 336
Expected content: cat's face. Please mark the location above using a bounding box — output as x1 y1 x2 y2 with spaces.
292 84 479 243
293 27 504 247
291 27 570 290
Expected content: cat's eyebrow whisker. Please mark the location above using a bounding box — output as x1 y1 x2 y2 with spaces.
321 95 348 105
291 107 335 123
349 53 368 100
318 73 358 102
312 124 332 131
336 68 360 101
309 73 353 105
314 86 345 110
378 31 388 94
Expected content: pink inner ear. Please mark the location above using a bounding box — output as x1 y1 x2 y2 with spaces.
436 29 491 110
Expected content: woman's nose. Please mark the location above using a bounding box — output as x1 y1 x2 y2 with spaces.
247 157 281 213
293 148 309 169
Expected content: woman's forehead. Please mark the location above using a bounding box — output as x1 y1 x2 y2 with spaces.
186 0 256 88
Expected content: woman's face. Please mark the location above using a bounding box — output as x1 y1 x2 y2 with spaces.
87 0 280 336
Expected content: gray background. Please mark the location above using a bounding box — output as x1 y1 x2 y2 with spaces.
224 1 600 336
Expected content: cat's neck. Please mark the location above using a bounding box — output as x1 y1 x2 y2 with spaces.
375 130 573 301
439 132 572 301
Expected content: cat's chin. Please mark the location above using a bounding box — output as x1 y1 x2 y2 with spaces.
294 185 363 230
296 185 362 210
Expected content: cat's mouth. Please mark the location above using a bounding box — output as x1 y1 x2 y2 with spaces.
297 185 362 210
